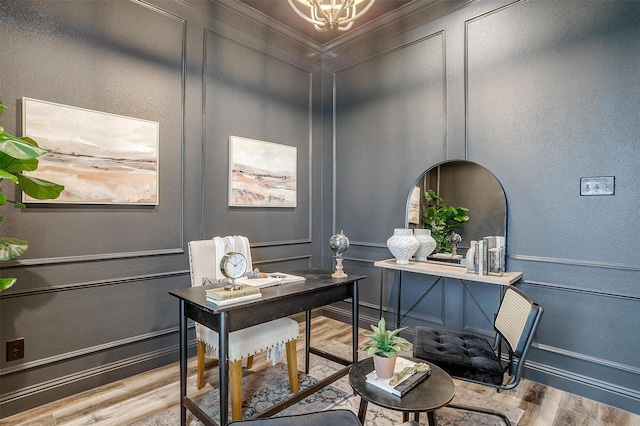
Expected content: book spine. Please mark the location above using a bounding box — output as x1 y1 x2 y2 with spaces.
477 240 485 275
394 370 431 397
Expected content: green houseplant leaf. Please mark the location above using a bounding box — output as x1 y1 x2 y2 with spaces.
0 98 65 292
362 317 410 358
422 189 469 253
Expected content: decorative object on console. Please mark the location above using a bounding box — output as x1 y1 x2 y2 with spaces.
363 317 410 379
421 189 469 254
329 230 349 278
413 229 437 262
448 231 462 257
228 136 297 207
386 228 419 265
466 240 477 274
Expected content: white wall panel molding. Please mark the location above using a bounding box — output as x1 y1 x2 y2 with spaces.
533 343 640 377
0 326 187 378
526 359 640 403
522 279 640 302
0 271 187 299
1 248 185 270
511 254 640 272
0 342 189 406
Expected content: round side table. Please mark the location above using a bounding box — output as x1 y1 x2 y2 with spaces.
349 357 455 425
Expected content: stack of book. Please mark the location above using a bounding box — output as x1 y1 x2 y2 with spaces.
205 285 261 306
235 272 306 288
365 357 431 397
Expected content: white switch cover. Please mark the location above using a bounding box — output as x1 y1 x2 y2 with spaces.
580 176 614 196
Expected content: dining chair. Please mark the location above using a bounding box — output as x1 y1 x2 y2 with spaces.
412 285 543 425
188 236 300 421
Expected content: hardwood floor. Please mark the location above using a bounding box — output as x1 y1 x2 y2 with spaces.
2 316 638 426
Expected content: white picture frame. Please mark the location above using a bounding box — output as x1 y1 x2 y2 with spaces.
22 98 159 205
228 136 297 207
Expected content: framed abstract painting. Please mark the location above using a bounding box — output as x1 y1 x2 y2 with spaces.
228 136 297 207
22 98 159 205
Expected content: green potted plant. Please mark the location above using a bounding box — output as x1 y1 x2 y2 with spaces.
422 189 469 253
0 98 64 292
363 317 411 379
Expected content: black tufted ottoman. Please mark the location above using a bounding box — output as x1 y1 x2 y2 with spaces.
413 326 504 385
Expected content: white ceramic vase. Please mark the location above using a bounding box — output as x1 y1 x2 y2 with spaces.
413 229 437 262
386 228 419 265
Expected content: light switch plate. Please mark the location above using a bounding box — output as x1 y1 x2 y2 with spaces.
580 176 614 196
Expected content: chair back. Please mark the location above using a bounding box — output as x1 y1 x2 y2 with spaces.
493 286 543 388
188 236 253 288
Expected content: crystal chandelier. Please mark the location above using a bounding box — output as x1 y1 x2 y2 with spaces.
287 0 376 32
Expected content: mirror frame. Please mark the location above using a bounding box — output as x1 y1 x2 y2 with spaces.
404 160 507 255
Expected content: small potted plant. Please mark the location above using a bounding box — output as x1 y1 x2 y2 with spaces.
363 317 411 379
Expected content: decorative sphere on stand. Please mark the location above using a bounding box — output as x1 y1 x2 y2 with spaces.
330 230 349 278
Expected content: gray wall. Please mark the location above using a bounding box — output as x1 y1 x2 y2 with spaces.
326 0 639 415
1 0 638 418
0 0 323 417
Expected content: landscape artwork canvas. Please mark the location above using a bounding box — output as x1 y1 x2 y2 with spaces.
228 136 297 207
22 98 159 205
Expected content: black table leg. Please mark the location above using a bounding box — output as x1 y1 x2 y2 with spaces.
396 271 402 329
305 309 311 374
353 280 359 364
357 399 368 424
427 410 437 425
219 311 229 425
179 300 187 426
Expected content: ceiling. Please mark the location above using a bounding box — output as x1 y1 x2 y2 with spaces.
237 0 414 45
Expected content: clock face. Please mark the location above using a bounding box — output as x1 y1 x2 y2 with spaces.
220 252 247 279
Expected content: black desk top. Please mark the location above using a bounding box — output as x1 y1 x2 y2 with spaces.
349 357 455 413
170 270 366 332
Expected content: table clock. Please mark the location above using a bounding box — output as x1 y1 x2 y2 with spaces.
220 251 247 290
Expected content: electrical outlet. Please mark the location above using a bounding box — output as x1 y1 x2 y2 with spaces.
6 338 25 361
580 176 614 196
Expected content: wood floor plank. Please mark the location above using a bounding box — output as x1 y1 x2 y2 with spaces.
1 316 638 426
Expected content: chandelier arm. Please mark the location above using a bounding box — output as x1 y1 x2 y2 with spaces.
287 0 375 31
310 0 332 23
335 0 376 25
287 0 325 26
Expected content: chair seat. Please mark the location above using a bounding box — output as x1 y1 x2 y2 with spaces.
200 318 299 362
413 326 504 385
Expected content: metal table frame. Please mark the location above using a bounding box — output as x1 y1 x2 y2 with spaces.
373 259 521 329
169 271 365 426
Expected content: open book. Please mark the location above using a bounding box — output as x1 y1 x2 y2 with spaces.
365 357 431 397
235 273 306 288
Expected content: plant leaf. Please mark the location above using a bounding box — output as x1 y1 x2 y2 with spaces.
16 174 64 200
0 277 16 292
0 236 28 261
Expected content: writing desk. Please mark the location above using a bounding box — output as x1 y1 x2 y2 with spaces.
169 271 365 426
374 259 522 329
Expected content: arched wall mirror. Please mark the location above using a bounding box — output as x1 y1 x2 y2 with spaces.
405 160 507 259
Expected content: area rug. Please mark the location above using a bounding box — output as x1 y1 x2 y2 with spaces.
135 342 523 425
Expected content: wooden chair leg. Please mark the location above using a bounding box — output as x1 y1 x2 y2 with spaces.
246 355 254 369
197 340 206 390
230 359 244 421
285 340 299 393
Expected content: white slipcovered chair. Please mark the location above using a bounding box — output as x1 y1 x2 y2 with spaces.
188 236 300 421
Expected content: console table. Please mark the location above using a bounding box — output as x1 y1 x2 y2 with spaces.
170 271 365 426
374 259 522 329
